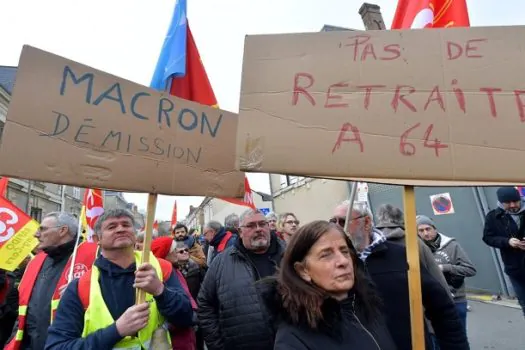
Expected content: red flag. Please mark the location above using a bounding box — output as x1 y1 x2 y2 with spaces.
169 25 218 107
391 0 470 29
220 176 256 209
153 220 159 230
81 189 104 242
171 201 178 229
0 177 9 197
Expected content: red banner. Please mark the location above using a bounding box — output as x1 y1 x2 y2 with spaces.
392 0 470 29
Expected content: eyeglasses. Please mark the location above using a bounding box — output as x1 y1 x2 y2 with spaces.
176 249 189 254
329 215 366 227
37 225 64 232
285 220 300 225
241 221 269 229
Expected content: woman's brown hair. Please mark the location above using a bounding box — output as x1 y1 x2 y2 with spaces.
277 220 380 329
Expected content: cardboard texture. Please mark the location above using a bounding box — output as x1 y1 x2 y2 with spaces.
0 46 244 197
237 25 525 186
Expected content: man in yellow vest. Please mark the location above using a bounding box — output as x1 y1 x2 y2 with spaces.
44 209 194 349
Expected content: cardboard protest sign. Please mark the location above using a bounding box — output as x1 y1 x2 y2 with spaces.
237 26 525 185
0 46 244 197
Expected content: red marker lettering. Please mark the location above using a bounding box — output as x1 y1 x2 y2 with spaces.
424 85 445 112
480 87 502 118
292 73 315 106
325 82 349 108
332 123 364 154
358 85 386 110
391 85 417 112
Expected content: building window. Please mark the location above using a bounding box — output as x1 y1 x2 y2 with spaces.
279 175 306 188
73 187 81 199
30 207 42 222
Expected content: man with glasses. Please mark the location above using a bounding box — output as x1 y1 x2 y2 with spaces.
6 212 97 350
331 201 469 350
198 208 285 350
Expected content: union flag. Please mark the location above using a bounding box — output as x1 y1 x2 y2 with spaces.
80 189 104 242
391 0 470 29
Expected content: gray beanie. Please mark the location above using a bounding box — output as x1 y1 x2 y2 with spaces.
416 215 436 228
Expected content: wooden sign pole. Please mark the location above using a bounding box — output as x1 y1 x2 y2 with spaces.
403 185 425 349
136 193 158 304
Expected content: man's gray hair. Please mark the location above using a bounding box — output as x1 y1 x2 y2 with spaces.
341 200 374 220
136 228 158 242
265 212 278 221
239 208 264 224
94 208 136 235
204 220 223 232
224 213 240 228
44 212 78 237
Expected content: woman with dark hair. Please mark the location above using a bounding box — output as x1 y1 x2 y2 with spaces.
265 220 396 349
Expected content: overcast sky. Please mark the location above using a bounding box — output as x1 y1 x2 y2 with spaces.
3 0 524 220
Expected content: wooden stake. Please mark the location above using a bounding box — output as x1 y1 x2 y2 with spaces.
136 193 158 304
403 185 425 350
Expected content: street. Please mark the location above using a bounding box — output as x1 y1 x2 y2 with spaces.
467 301 524 349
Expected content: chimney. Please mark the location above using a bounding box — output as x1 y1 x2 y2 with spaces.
359 3 386 30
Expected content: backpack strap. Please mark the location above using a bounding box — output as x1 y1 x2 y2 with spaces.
77 271 91 311
217 231 233 252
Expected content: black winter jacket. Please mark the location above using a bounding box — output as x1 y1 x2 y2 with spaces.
483 207 525 279
260 280 397 350
197 236 284 350
365 241 469 350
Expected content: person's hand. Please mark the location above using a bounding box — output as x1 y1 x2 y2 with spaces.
115 303 150 337
438 264 444 271
509 238 522 248
134 263 164 296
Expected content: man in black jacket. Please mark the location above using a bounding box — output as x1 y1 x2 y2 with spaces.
197 208 284 350
483 187 525 317
332 201 469 350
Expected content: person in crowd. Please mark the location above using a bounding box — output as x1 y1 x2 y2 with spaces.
332 201 469 350
483 186 525 317
263 220 396 349
44 209 193 349
174 223 207 267
417 215 477 334
173 241 207 350
135 228 158 251
198 209 285 350
376 204 451 293
203 220 237 265
0 269 18 348
6 212 97 350
151 237 198 350
277 212 300 244
224 213 240 235
266 212 278 236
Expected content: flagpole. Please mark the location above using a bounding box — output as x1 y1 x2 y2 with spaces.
68 210 84 281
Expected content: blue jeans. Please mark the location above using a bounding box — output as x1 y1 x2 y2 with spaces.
455 301 468 332
508 275 525 317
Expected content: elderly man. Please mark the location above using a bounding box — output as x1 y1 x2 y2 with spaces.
203 220 237 265
331 201 469 350
173 223 206 267
44 209 193 349
198 209 285 350
6 212 97 350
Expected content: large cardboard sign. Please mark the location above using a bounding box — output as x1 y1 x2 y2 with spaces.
0 46 244 197
237 26 525 185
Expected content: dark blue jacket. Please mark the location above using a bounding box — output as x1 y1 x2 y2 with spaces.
209 227 237 262
365 241 469 350
44 255 193 350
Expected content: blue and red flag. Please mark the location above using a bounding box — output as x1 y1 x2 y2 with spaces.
150 0 217 107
